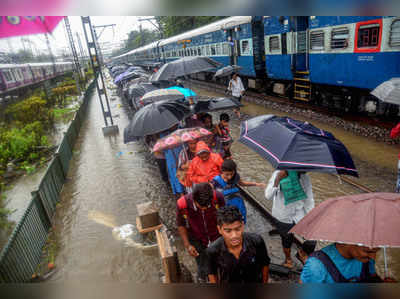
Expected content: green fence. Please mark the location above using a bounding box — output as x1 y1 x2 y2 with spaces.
0 78 97 283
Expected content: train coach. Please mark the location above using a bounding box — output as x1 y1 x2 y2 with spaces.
113 16 400 116
0 61 74 94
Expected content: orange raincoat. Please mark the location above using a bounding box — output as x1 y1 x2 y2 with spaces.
186 141 223 186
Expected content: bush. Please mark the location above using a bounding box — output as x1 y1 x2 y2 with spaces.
52 85 78 107
5 96 53 127
0 121 49 170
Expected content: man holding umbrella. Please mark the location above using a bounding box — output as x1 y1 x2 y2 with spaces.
265 170 316 268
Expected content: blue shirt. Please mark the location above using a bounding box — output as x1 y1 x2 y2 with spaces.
300 244 376 283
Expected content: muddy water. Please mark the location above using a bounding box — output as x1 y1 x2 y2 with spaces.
45 79 400 282
49 85 174 282
192 86 400 280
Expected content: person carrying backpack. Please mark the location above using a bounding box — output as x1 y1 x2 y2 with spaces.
300 243 393 283
176 183 225 282
265 170 316 268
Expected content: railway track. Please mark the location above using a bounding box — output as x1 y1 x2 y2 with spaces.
188 78 397 131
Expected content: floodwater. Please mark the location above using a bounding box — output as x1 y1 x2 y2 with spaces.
21 78 399 282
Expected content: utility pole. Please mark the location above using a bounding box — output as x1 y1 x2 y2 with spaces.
76 32 86 65
64 17 82 94
92 23 116 66
81 16 118 135
138 17 163 39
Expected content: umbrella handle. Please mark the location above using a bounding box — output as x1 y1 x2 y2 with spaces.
383 246 388 278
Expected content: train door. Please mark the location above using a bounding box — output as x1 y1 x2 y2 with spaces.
251 16 266 79
227 29 238 66
291 16 311 101
292 16 309 72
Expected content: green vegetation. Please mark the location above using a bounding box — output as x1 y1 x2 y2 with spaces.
5 96 54 128
52 107 77 122
0 72 93 231
155 16 226 38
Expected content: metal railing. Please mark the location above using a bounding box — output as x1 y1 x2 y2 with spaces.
0 77 97 283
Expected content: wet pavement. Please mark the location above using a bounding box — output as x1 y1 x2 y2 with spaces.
13 75 397 282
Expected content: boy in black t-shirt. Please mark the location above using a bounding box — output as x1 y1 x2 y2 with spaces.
206 206 270 283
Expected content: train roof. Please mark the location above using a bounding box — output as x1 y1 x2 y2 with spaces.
112 16 252 60
159 16 252 46
0 62 73 70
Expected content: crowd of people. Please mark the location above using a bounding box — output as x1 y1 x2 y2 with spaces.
146 97 391 284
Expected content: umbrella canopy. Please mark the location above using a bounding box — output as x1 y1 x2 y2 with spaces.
214 65 242 78
151 57 222 82
0 16 64 39
289 193 400 248
239 115 358 176
123 99 192 143
165 86 197 98
193 97 242 113
114 71 142 84
371 78 400 105
141 88 186 104
152 127 212 152
128 83 159 99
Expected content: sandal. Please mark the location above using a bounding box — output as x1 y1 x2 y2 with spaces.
282 259 294 269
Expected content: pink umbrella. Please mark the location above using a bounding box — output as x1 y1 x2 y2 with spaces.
289 192 400 276
152 127 212 153
0 16 64 39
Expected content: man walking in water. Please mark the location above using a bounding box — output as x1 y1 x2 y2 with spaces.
176 183 225 282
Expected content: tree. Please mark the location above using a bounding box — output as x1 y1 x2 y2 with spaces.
155 17 226 38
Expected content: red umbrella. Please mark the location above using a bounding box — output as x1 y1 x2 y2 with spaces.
0 16 64 39
289 193 400 276
152 127 212 153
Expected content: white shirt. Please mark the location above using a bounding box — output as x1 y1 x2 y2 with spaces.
264 171 315 224
228 76 245 98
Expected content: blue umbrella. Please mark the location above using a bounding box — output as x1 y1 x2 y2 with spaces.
165 86 197 98
239 115 358 177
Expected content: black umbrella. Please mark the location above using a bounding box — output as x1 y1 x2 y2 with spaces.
151 57 222 82
123 99 192 143
238 115 358 176
193 97 243 113
214 65 242 78
128 83 159 99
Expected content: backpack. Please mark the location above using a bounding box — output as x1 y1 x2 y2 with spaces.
212 175 240 200
309 250 380 283
177 191 219 221
279 171 307 205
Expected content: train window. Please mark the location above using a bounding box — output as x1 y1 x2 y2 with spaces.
223 43 230 55
357 23 380 48
215 43 222 55
198 47 202 56
211 44 216 56
4 70 13 82
310 30 325 50
241 40 250 55
269 36 280 52
390 19 400 47
331 27 349 49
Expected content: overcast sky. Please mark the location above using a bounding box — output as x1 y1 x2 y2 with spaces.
0 16 155 57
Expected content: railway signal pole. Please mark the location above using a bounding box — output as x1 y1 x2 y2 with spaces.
81 16 118 135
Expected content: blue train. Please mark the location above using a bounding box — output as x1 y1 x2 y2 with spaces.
113 16 400 115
